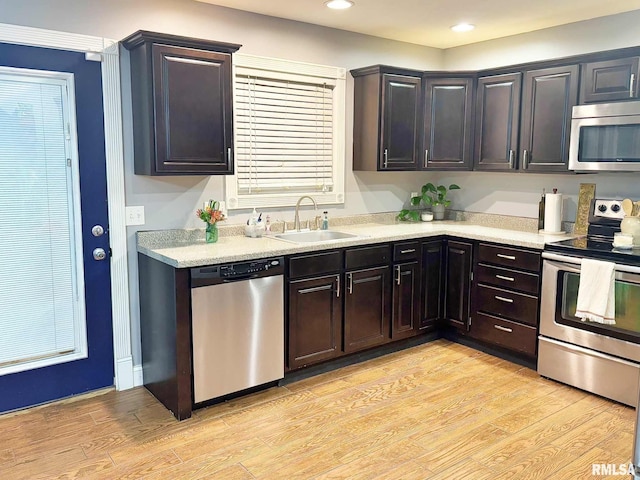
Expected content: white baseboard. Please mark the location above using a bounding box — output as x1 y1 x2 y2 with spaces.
133 364 144 387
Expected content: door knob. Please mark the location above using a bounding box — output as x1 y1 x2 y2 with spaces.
91 225 105 237
93 248 107 261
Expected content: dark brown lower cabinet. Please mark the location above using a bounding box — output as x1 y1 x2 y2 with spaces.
288 274 342 369
444 240 473 329
344 266 391 353
392 261 420 339
421 240 444 328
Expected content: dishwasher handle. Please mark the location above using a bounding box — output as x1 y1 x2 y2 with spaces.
222 274 260 283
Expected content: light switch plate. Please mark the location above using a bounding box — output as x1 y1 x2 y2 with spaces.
411 191 419 199
125 206 145 226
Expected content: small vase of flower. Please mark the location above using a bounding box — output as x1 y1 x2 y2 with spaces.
196 200 226 243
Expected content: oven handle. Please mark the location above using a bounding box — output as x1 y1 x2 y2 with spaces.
542 251 640 275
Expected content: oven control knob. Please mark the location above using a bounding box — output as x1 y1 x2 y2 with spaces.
598 204 607 212
611 204 621 212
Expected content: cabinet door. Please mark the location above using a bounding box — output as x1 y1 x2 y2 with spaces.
392 262 420 339
444 240 473 329
151 44 233 174
422 77 474 170
344 266 391 353
288 274 342 369
580 57 640 103
474 73 522 171
520 66 578 173
421 240 444 328
380 74 421 170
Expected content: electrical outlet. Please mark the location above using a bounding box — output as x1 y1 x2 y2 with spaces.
125 206 145 226
411 191 419 199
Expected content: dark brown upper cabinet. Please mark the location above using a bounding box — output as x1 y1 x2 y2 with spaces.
580 57 640 104
352 66 422 171
422 76 474 171
122 31 241 175
474 73 522 171
519 65 579 173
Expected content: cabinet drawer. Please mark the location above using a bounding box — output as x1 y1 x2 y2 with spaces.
476 263 539 295
393 241 420 262
475 284 539 326
289 251 342 279
472 312 537 356
477 243 541 272
345 244 390 270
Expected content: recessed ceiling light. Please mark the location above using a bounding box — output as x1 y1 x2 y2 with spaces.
451 23 475 33
325 0 354 10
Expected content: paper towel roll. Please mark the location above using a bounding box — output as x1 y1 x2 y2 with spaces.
544 193 563 233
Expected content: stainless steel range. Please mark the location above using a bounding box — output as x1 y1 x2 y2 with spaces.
538 198 640 406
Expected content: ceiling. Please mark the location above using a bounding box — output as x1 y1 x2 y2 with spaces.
194 0 640 49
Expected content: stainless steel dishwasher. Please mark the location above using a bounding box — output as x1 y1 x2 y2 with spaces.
190 257 284 404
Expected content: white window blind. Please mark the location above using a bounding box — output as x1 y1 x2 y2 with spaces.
226 55 346 209
0 68 87 375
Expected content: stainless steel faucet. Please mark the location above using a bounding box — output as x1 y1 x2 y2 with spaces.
294 195 318 231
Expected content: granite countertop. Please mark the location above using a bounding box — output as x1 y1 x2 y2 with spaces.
137 217 577 268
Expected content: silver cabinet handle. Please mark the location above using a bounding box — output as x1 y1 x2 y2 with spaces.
631 73 636 98
395 265 401 285
336 275 340 298
522 149 529 169
227 147 232 162
495 274 515 282
508 150 515 168
383 149 388 168
400 249 416 254
348 272 353 295
494 324 513 333
495 295 514 303
497 254 516 261
424 149 429 168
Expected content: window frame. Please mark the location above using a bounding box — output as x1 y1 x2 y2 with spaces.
225 53 346 210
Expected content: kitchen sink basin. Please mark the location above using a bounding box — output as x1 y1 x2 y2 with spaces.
273 230 364 244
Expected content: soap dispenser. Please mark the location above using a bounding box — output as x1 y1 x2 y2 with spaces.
321 211 329 230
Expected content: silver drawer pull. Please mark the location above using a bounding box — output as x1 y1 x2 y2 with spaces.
495 295 514 303
400 249 416 254
336 275 340 298
495 274 515 282
494 324 513 333
497 254 516 260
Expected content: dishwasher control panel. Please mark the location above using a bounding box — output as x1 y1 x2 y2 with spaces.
220 259 281 277
191 257 284 287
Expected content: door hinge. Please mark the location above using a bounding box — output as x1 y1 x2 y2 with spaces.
66 158 71 167
108 247 113 258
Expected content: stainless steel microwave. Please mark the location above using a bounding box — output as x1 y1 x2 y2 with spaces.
569 101 640 172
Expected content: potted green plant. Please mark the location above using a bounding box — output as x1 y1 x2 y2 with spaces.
397 183 461 221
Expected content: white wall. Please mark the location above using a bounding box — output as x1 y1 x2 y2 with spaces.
2 1 640 367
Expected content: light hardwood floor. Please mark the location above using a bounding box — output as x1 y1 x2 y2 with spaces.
0 339 635 479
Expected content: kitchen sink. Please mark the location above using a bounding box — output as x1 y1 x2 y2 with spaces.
273 230 365 244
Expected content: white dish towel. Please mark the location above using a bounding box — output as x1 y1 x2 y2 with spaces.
575 258 616 324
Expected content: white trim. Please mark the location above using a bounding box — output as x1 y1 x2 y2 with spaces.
0 24 133 390
133 364 144 387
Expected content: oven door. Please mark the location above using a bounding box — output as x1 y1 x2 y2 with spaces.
540 252 640 359
539 252 640 406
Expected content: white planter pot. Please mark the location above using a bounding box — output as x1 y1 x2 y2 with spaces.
432 204 445 220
